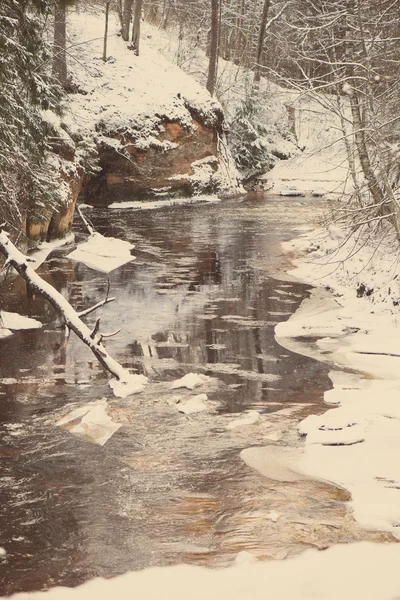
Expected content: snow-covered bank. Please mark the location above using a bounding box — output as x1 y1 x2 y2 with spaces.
4 542 400 600
64 10 242 204
276 225 400 538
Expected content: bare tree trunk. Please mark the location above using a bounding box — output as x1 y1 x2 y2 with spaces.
116 0 123 28
206 0 220 96
254 0 271 83
103 1 111 62
52 0 68 87
161 0 170 29
349 94 383 206
121 0 134 41
131 0 143 55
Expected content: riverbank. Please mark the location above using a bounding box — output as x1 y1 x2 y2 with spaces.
275 222 400 539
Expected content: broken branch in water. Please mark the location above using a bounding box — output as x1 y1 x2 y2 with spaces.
78 278 116 317
77 204 95 235
0 228 147 397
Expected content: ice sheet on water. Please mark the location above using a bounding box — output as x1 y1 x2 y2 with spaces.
57 399 122 446
67 232 135 273
225 411 260 430
108 195 221 210
0 311 42 330
171 373 206 390
109 374 148 398
176 394 208 414
0 328 12 339
240 446 316 483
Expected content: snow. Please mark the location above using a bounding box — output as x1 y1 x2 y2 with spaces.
0 328 13 339
240 446 313 483
0 311 42 330
176 393 208 414
275 224 400 537
108 194 222 210
109 373 148 398
67 232 135 273
225 410 260 430
28 234 75 270
57 399 122 446
171 373 205 390
5 542 400 600
297 378 400 536
265 511 281 523
64 12 242 201
0 230 146 399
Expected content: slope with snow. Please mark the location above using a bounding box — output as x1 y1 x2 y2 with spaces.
62 10 242 204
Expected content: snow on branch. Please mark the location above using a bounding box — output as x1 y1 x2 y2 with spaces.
0 228 147 398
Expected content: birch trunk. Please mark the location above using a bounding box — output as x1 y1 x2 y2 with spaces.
206 0 220 96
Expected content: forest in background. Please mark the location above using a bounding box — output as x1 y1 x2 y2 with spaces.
1 0 400 244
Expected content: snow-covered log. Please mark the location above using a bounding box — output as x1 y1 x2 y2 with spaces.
0 229 147 398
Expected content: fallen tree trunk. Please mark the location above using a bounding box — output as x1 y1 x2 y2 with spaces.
0 228 147 398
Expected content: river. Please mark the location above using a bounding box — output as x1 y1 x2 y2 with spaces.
0 193 390 595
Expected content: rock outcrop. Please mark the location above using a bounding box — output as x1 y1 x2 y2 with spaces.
80 105 239 205
25 135 84 243
65 12 242 208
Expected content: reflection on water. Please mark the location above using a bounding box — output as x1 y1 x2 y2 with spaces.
0 194 391 595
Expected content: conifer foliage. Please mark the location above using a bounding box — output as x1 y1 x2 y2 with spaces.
0 0 61 234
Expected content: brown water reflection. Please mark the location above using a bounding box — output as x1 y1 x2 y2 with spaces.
0 194 392 595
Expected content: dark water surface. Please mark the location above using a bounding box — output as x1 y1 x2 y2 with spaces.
0 194 381 595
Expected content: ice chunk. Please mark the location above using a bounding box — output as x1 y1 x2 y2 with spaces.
265 510 280 522
226 410 260 430
68 232 135 273
0 328 12 339
299 414 367 446
109 373 148 398
0 311 42 330
171 373 204 390
241 446 314 482
57 399 122 446
176 394 208 414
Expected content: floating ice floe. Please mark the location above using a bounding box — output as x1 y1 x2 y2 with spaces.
298 377 400 537
265 510 280 522
27 233 75 270
279 186 305 197
241 446 314 483
56 399 122 446
108 195 221 210
0 311 42 330
299 413 367 446
171 373 205 390
109 373 148 398
67 232 135 273
225 410 260 430
0 328 12 339
176 394 208 414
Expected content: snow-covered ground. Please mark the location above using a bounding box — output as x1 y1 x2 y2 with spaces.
275 222 400 539
142 16 352 195
59 9 241 199
4 541 400 599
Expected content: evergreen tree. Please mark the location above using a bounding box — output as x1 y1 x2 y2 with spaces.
0 0 62 234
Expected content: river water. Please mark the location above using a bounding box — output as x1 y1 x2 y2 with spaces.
0 194 391 595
